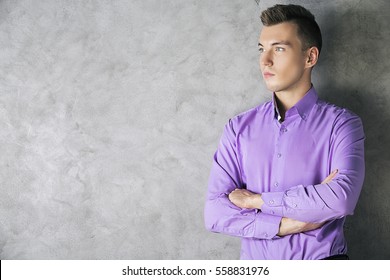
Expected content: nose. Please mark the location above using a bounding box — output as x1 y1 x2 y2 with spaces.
260 51 273 67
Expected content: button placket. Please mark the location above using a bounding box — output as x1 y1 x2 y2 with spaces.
276 124 287 160
273 124 283 191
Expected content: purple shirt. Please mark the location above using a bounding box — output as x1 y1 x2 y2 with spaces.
204 87 365 259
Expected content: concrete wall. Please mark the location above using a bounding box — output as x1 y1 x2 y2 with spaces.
0 0 388 259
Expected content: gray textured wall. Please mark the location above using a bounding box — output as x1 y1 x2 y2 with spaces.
0 0 388 260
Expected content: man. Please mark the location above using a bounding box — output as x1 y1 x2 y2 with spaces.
204 4 365 260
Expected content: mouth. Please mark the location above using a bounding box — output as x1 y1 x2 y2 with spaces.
263 71 275 79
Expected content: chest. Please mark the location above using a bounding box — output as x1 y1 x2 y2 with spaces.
237 119 331 191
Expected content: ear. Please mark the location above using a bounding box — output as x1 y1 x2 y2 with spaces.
305 47 319 68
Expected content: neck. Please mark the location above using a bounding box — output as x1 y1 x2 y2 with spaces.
274 79 312 120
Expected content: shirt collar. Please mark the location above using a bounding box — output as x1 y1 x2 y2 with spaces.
272 86 318 121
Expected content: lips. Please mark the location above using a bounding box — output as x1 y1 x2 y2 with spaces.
263 71 275 78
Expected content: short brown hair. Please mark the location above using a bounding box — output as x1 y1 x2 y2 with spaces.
260 4 322 53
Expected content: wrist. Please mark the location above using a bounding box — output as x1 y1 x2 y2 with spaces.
251 194 264 209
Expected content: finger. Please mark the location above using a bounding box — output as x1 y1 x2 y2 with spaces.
321 171 335 184
322 169 338 184
321 169 338 184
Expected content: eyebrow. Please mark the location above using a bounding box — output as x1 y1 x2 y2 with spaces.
258 41 292 47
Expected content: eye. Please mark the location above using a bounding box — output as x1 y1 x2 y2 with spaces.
258 47 265 53
275 47 285 52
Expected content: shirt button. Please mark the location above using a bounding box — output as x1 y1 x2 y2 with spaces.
269 200 274 205
277 153 282 158
274 182 279 187
264 233 268 238
293 203 298 208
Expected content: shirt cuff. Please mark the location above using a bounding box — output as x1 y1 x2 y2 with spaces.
261 191 284 217
253 211 282 239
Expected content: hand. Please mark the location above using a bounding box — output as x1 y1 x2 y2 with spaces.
321 169 338 184
228 188 263 209
278 217 324 237
277 169 338 236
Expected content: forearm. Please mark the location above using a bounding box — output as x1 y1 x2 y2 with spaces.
205 193 281 239
228 188 325 236
260 172 364 223
228 188 264 209
277 217 324 236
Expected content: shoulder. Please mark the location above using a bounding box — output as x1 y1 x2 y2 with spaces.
314 99 364 135
315 99 362 122
227 101 273 133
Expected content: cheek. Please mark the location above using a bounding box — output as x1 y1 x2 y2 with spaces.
273 57 291 76
278 57 305 76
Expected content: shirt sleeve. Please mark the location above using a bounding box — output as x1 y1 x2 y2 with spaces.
261 112 365 223
204 119 282 239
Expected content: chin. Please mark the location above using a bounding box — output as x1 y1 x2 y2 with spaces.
264 83 280 93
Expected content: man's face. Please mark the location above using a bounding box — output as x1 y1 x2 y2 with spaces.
258 22 309 94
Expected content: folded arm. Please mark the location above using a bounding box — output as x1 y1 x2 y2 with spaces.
228 170 338 236
204 120 333 239
259 115 365 223
204 120 282 240
205 113 365 239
